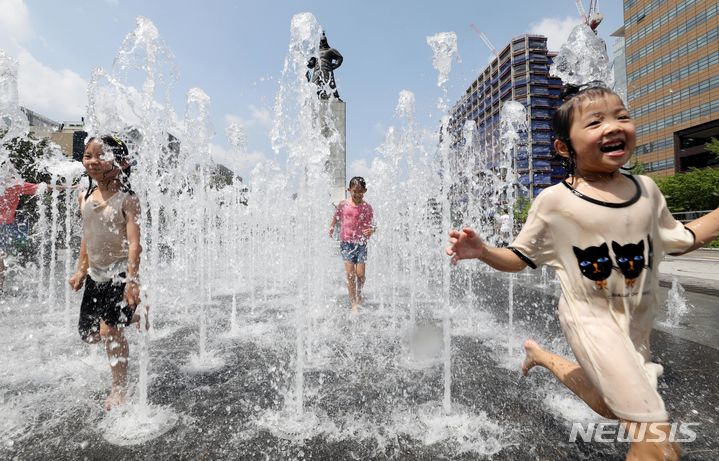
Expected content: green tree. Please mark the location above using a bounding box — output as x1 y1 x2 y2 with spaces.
513 195 531 225
707 137 719 160
654 167 719 212
2 135 54 184
628 160 647 175
2 134 75 262
209 163 236 189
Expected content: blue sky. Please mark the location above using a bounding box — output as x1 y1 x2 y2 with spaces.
0 0 623 180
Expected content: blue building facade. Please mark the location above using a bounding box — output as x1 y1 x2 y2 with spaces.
449 35 564 198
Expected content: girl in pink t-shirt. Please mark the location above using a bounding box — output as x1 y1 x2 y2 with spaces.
0 180 40 293
329 177 375 313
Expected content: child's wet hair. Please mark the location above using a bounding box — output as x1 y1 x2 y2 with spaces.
552 84 623 176
86 135 131 169
84 134 134 196
349 176 366 190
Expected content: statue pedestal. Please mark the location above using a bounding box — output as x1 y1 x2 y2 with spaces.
321 99 346 206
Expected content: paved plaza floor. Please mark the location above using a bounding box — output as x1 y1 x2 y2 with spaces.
656 249 719 349
1 250 717 460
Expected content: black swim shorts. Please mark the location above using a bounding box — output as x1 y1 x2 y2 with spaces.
78 274 134 341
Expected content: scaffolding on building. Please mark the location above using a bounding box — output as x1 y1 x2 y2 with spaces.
449 35 565 198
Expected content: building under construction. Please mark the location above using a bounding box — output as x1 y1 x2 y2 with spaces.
449 34 564 199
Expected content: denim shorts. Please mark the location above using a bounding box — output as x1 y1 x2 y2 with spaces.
340 241 367 264
0 223 24 254
0 224 13 253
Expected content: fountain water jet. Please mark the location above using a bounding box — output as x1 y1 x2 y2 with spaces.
3 11 710 461
427 30 460 416
85 16 183 443
660 276 692 328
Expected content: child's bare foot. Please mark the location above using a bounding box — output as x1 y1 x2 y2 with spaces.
351 303 359 314
85 332 101 344
104 387 126 411
521 339 542 376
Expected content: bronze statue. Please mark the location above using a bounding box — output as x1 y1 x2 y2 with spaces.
307 32 343 100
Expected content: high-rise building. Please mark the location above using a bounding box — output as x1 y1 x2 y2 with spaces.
449 35 564 199
624 0 719 174
611 25 628 104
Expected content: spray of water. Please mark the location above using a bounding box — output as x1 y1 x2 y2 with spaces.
660 276 692 328
426 32 460 89
0 50 29 148
549 23 614 88
0 13 592 458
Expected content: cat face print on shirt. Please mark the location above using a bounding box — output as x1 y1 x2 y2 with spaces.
573 237 650 290
612 239 646 287
573 243 613 289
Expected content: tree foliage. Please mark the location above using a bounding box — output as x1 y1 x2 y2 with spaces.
627 160 647 175
653 167 719 212
2 134 76 261
707 137 719 160
2 135 54 184
513 194 531 225
209 163 237 190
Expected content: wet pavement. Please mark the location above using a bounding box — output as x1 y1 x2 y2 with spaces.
0 251 717 460
656 249 719 349
659 248 719 296
3 299 717 461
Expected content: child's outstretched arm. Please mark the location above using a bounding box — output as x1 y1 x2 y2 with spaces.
69 192 88 291
447 227 527 272
329 215 338 238
362 206 375 239
124 195 142 307
69 238 88 291
685 208 719 252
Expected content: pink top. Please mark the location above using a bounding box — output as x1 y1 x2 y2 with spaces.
0 182 39 225
335 199 373 243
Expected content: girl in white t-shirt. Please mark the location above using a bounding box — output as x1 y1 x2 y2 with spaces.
69 135 143 411
447 86 719 461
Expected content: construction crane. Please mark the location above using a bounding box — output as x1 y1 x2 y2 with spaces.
470 24 499 60
575 0 604 31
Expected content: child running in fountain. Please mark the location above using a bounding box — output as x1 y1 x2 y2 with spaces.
446 85 719 461
69 134 143 411
0 164 77 294
329 176 375 313
0 178 41 294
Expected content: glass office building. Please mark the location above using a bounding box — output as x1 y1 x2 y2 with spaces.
625 0 719 174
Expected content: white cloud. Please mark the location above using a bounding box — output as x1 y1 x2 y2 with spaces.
17 50 87 121
348 159 370 179
222 106 273 157
0 1 87 122
529 16 581 52
220 108 273 178
210 143 266 180
0 0 32 50
225 105 272 131
225 114 243 126
248 105 271 127
373 122 386 137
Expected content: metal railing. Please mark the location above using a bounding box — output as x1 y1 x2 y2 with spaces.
672 210 713 223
